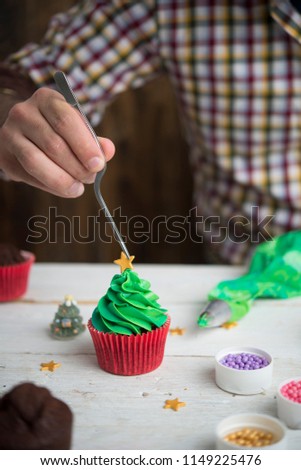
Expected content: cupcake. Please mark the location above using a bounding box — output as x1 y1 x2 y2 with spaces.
88 252 170 375
0 243 35 302
0 382 73 449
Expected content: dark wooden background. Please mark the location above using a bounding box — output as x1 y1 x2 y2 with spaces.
0 0 206 264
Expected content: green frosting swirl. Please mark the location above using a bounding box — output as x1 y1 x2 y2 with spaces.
92 269 168 335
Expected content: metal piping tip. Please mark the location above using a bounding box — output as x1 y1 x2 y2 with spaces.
198 299 232 328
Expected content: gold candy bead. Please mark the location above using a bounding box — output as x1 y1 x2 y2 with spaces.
223 427 274 447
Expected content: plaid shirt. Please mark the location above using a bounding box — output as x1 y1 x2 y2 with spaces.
6 0 301 264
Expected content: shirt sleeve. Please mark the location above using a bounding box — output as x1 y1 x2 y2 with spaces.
4 0 161 125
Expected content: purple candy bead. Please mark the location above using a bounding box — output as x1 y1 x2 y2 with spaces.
220 352 270 370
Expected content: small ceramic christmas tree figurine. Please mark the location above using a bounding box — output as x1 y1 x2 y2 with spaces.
50 295 85 339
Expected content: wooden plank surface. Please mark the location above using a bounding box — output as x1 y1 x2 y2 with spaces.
1 263 301 450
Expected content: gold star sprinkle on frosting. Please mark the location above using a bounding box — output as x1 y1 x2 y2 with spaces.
164 398 186 412
170 327 186 336
40 360 61 372
114 251 135 273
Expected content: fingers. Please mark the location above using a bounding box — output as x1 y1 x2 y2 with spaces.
1 152 83 198
13 99 94 184
0 87 116 197
98 137 115 162
1 132 85 197
36 88 106 171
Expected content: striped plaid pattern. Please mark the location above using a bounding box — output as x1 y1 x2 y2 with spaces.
6 0 301 264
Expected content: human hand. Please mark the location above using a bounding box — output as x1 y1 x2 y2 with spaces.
0 87 115 197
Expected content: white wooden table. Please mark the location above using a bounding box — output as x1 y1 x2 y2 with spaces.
1 263 301 450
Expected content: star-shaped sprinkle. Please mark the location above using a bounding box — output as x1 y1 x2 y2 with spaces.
114 252 135 273
40 360 61 372
170 327 186 336
163 398 186 411
63 294 77 307
221 321 238 330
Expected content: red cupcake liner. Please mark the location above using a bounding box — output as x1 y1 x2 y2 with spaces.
88 315 170 376
0 250 35 302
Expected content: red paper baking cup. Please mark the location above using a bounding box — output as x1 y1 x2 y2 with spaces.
0 250 35 302
88 315 170 376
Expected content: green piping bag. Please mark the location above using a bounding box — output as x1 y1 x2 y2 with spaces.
198 230 301 328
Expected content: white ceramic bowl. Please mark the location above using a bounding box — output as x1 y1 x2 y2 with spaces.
215 346 273 395
216 413 288 450
277 377 301 429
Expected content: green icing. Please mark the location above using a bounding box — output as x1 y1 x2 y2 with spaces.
92 269 168 335
206 230 301 323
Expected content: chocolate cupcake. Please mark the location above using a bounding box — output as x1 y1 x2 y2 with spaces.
0 243 35 301
0 382 73 450
0 243 25 266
